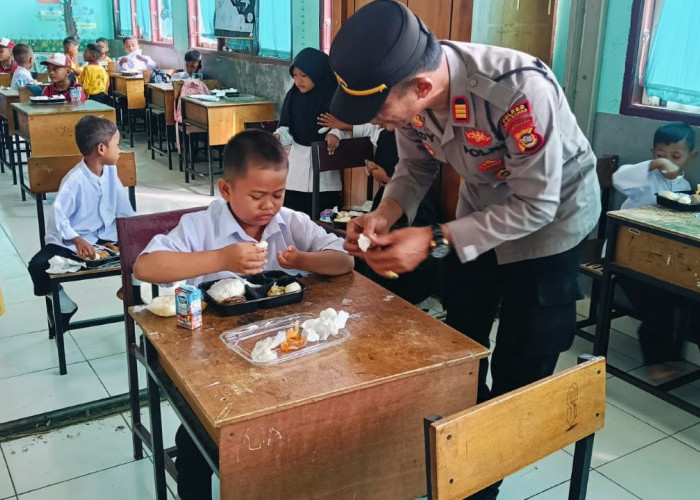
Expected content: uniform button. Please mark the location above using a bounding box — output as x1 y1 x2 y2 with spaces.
470 79 477 86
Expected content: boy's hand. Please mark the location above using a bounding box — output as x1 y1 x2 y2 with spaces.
73 237 96 260
219 242 267 275
651 158 682 179
118 57 128 65
277 246 301 269
326 133 340 155
365 160 391 184
317 113 349 131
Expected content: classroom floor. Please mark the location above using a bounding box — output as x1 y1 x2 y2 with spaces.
0 137 699 499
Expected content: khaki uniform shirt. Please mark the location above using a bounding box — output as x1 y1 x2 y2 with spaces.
384 42 601 264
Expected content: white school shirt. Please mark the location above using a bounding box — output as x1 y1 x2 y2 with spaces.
10 67 32 88
117 51 157 72
274 126 350 192
352 123 383 147
44 161 136 251
140 199 347 286
613 160 691 210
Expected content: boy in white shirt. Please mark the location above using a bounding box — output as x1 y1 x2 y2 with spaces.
10 44 33 88
134 129 353 500
613 122 698 378
27 117 136 327
116 36 157 72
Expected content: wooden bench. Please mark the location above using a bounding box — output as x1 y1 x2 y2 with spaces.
28 152 137 374
424 355 606 499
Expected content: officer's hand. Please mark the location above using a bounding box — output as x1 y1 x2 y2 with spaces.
344 211 392 257
364 227 432 276
326 133 340 155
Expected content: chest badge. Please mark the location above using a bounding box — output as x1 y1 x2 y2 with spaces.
465 129 492 147
478 158 504 172
452 96 469 124
412 115 425 128
422 142 436 157
495 168 511 181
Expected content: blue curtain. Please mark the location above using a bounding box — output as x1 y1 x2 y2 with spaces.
200 0 216 40
119 0 133 36
136 0 152 40
645 0 700 106
258 0 291 59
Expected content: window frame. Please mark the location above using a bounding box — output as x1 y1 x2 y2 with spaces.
621 0 700 126
113 0 174 46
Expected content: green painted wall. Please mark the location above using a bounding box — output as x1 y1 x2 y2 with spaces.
596 0 633 114
551 0 571 83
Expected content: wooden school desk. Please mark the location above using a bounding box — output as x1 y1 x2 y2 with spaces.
112 73 146 147
130 272 488 500
146 83 174 169
11 100 116 200
180 94 274 195
594 205 700 417
0 88 19 183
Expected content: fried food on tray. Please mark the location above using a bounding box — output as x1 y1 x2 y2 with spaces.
280 321 306 352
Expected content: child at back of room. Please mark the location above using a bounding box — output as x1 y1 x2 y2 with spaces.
10 44 34 89
170 50 203 81
27 116 136 329
63 36 81 79
78 43 109 104
41 53 86 101
96 37 113 63
0 38 17 74
117 36 157 72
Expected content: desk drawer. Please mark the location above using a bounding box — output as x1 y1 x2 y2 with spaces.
615 225 700 293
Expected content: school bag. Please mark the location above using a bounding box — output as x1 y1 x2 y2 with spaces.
148 69 171 84
174 78 211 152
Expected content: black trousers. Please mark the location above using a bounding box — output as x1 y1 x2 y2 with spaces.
283 190 342 219
175 425 213 500
444 241 584 403
27 244 77 296
87 92 110 104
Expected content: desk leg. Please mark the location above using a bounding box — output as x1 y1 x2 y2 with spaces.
146 109 153 158
166 125 173 170
15 135 26 202
51 283 67 375
0 118 5 174
145 339 168 500
8 132 16 185
128 110 134 148
208 146 214 196
593 222 617 357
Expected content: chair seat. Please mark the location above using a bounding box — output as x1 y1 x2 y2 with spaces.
184 124 206 135
49 265 121 280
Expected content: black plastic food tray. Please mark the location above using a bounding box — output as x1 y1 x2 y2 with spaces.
656 190 700 212
199 271 305 317
71 247 120 268
29 98 67 105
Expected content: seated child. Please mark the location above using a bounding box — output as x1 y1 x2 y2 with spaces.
133 129 353 500
10 44 33 88
78 43 109 104
63 36 81 78
117 36 157 72
170 50 203 81
96 37 113 63
613 122 698 377
41 53 86 101
0 38 17 74
28 117 136 328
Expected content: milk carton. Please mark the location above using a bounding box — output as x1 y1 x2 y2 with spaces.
176 285 202 329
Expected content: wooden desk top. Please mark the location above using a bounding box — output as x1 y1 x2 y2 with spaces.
131 272 487 439
181 94 274 108
0 88 19 98
609 206 700 243
147 83 173 91
112 73 144 80
12 100 114 116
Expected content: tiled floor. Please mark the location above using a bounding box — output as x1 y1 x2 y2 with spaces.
1 138 699 499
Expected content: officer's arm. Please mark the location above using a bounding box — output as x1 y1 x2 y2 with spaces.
446 78 563 262
382 124 442 224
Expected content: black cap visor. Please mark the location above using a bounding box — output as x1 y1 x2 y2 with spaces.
330 85 391 125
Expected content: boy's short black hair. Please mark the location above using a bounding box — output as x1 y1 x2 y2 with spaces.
222 129 288 182
63 36 79 47
12 44 32 65
654 122 696 150
184 50 202 62
75 116 118 156
85 43 102 60
96 37 109 44
122 35 138 45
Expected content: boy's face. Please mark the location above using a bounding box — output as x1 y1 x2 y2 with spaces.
185 59 200 74
292 68 314 93
64 43 78 57
0 47 11 63
97 41 109 56
652 140 696 169
47 65 69 84
96 131 121 165
218 166 287 228
124 39 139 54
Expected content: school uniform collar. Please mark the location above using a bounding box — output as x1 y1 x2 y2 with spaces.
78 160 108 185
219 201 287 241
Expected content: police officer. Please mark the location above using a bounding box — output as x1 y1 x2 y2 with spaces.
330 3 600 491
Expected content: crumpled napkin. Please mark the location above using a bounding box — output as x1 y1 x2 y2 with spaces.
302 308 350 342
46 255 85 274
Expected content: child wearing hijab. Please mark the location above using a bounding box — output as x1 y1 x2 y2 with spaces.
274 48 348 216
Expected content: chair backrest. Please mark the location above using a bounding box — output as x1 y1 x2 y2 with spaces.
425 356 606 499
244 120 279 134
311 137 374 219
36 73 50 83
595 155 619 239
18 86 32 103
0 74 10 87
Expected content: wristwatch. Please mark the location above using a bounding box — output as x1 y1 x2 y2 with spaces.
429 224 451 259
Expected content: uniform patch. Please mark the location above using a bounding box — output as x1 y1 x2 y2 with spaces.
495 168 511 181
412 114 425 128
478 158 504 172
465 129 492 147
500 101 532 131
422 142 436 157
452 96 469 123
511 123 545 154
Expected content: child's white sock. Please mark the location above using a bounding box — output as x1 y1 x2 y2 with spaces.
58 288 77 314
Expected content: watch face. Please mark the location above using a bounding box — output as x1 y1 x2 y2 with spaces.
431 245 450 259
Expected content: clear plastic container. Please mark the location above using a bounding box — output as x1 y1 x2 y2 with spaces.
220 313 350 365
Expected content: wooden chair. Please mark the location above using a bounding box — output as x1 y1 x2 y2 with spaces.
116 206 207 467
36 72 50 83
28 152 137 374
424 355 606 500
0 74 10 87
311 137 375 220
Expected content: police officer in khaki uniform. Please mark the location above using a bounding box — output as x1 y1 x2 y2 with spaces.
330 4 600 489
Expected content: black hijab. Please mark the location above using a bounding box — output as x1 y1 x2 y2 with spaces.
279 48 337 146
